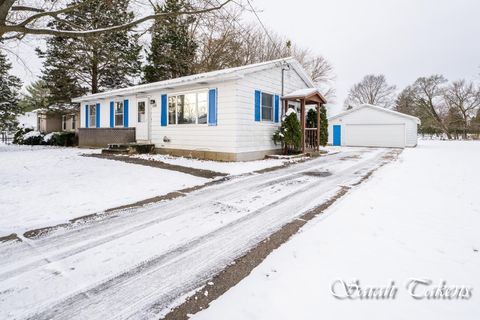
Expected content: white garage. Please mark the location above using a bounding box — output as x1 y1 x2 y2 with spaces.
328 104 420 148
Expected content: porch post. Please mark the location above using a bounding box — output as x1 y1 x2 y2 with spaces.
316 103 320 151
301 98 306 153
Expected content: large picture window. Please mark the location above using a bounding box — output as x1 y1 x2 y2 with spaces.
115 101 124 127
261 92 274 122
89 104 96 128
168 91 208 125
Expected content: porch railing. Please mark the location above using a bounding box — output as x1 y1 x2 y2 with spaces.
305 128 318 151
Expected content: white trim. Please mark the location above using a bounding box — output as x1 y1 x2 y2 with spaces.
167 90 209 126
329 104 421 124
72 57 314 103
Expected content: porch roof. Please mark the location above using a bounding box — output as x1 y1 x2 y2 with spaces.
283 88 327 104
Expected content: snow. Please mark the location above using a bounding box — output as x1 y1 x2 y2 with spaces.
0 146 390 319
22 130 42 139
0 145 208 235
192 140 480 320
17 111 37 130
132 154 300 176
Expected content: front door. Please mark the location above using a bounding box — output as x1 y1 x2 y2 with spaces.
136 99 148 141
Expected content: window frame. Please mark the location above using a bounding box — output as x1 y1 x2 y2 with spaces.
114 101 124 127
167 89 209 126
260 91 274 122
62 115 67 130
72 115 76 130
137 100 146 123
88 104 97 128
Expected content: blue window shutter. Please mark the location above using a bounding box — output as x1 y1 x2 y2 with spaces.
123 99 129 128
96 103 100 128
110 101 114 128
254 90 261 121
85 105 89 128
274 95 280 123
208 88 217 126
161 94 167 126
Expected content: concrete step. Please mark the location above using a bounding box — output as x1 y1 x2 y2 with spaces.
101 149 130 155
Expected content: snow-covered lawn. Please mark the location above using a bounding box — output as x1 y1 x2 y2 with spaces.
193 140 480 320
0 145 208 235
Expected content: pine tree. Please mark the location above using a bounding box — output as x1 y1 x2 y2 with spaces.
0 51 23 131
273 112 302 154
306 109 317 128
37 0 142 104
143 0 197 83
319 105 328 146
19 80 50 111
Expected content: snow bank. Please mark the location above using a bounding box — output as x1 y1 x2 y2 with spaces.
192 140 480 320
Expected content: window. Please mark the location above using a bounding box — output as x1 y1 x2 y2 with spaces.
138 101 146 122
72 115 76 130
168 91 209 125
89 104 96 128
261 92 274 122
62 115 67 130
115 101 124 127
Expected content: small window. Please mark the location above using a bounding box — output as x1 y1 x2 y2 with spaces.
89 105 96 128
138 101 146 122
115 101 124 127
72 115 76 130
62 115 67 130
261 92 274 122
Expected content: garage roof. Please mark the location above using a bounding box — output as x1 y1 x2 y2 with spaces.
329 104 421 124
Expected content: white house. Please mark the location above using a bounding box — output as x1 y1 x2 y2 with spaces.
72 58 327 161
328 104 420 148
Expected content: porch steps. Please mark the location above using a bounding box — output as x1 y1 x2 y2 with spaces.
101 143 155 155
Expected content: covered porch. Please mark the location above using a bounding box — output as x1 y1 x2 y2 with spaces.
282 88 328 153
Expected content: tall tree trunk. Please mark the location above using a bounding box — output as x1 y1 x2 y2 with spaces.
91 58 99 94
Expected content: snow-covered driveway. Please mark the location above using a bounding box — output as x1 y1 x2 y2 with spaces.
192 140 480 320
0 147 392 319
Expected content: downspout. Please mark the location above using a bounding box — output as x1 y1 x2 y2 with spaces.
281 61 290 117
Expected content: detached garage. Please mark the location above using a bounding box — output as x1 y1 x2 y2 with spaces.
328 104 420 148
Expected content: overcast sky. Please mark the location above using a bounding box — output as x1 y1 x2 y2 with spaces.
7 0 480 111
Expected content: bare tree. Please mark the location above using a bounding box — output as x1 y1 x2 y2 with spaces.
443 79 480 139
344 74 396 109
411 75 452 139
0 0 233 40
193 15 335 99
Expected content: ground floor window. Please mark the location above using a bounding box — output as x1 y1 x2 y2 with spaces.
261 92 274 122
72 115 76 130
115 101 124 127
89 105 96 128
168 91 208 125
62 115 67 130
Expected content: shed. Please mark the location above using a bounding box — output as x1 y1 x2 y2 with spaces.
328 104 420 148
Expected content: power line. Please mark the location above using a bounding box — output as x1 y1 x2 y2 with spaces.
245 0 280 55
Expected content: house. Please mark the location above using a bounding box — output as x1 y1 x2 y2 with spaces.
72 58 327 161
36 105 79 134
328 104 421 148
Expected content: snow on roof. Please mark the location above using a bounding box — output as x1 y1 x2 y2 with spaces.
283 88 327 104
72 57 315 102
283 88 317 98
328 104 421 124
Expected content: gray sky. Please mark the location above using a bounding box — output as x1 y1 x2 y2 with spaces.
7 0 480 112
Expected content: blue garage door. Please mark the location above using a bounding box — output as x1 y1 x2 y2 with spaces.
333 125 341 146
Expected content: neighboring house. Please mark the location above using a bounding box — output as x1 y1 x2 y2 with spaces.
328 104 421 148
36 105 79 134
72 58 327 161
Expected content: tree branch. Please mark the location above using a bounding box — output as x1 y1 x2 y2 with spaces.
1 0 233 38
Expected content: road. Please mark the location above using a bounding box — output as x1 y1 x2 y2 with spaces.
0 147 394 320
